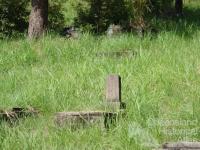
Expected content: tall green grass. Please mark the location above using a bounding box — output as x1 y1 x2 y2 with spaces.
1 2 200 150
1 31 200 149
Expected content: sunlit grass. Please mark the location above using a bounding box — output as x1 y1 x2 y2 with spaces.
1 1 200 148
1 30 200 149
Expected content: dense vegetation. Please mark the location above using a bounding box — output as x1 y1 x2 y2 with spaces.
0 0 178 37
0 0 65 37
0 0 29 37
0 0 200 150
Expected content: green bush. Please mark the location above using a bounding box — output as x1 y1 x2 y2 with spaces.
75 0 174 33
149 0 174 15
0 0 174 36
75 0 130 33
48 0 65 32
0 0 29 37
0 0 65 38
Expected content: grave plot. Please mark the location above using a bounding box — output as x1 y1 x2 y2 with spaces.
54 75 125 128
155 142 200 150
55 111 118 128
0 107 39 124
1 74 198 149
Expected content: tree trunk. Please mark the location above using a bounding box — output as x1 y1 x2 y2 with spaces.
28 0 48 39
175 0 183 15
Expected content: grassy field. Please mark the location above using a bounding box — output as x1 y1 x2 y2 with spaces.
1 2 200 150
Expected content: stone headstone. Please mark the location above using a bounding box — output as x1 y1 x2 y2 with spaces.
105 75 124 111
106 75 121 102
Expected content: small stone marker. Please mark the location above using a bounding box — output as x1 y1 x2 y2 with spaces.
106 75 125 111
106 75 121 102
162 142 200 150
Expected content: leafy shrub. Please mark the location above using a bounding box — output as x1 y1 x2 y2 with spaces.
149 0 174 15
0 0 65 38
48 0 65 32
0 0 174 36
75 0 129 33
0 0 29 37
75 0 174 33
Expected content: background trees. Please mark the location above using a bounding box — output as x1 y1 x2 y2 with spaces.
75 0 130 33
76 0 175 33
0 0 65 38
28 0 48 39
0 0 185 38
0 0 29 37
175 0 183 15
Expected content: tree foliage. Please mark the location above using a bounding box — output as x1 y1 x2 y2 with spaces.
76 0 174 33
149 0 174 15
0 0 65 37
48 0 65 31
76 0 130 32
0 0 29 37
0 0 176 36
